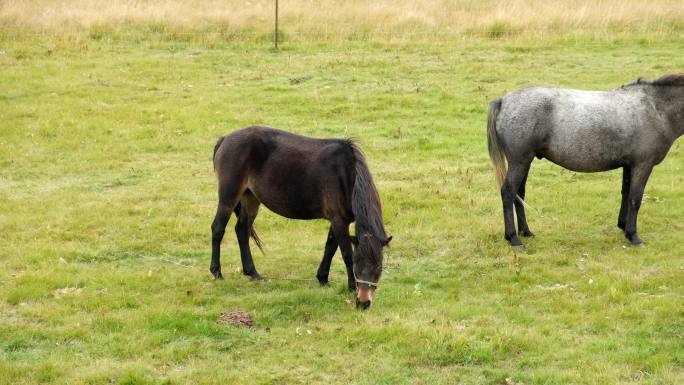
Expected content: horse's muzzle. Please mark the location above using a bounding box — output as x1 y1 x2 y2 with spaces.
356 297 372 310
356 286 374 309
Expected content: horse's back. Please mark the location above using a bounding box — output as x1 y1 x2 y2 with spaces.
214 126 355 220
214 126 344 171
497 87 659 171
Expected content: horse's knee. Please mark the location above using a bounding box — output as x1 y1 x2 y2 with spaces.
234 220 249 238
212 230 224 245
501 186 516 205
212 211 230 241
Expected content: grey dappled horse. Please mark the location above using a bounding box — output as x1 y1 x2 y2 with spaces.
488 74 684 247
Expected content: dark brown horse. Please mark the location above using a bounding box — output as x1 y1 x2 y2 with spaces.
211 126 391 309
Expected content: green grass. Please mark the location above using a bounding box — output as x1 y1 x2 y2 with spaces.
1 33 683 385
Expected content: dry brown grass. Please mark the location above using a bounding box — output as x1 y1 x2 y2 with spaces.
1 0 683 39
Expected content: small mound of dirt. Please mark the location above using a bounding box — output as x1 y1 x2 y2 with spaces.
53 287 82 299
217 310 253 328
289 76 311 85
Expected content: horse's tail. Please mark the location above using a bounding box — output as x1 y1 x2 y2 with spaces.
233 202 265 254
349 142 386 242
487 98 507 189
213 136 225 166
250 228 264 253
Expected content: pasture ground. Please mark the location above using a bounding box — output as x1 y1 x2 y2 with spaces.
1 26 683 385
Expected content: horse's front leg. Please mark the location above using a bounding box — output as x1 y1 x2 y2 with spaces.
624 164 654 247
316 227 338 286
331 220 355 291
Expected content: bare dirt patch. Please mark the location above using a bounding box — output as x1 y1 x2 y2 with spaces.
216 310 253 328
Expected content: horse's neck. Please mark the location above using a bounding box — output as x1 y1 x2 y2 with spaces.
652 87 684 139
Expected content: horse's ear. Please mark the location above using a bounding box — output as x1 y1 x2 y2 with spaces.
350 235 358 246
383 235 393 246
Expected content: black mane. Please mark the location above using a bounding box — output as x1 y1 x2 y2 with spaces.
348 140 387 244
624 73 684 88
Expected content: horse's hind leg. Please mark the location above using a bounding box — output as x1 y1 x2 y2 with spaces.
514 168 534 237
234 191 262 279
617 166 631 231
502 159 532 247
211 205 230 279
316 227 338 286
624 164 654 247
211 181 244 279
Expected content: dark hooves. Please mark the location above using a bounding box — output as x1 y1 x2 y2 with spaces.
519 230 535 238
631 242 646 248
505 233 524 248
249 274 265 281
507 238 525 249
511 244 525 250
317 274 329 286
210 270 224 280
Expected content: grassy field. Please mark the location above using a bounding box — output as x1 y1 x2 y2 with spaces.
3 0 684 41
1 3 684 384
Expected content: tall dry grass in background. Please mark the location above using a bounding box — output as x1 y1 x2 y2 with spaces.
1 0 684 39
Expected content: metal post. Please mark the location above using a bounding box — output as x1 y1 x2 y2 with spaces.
275 0 279 49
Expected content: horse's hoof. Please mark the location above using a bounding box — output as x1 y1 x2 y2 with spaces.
506 237 524 248
519 230 535 238
631 242 646 248
249 273 264 281
511 244 525 250
316 274 329 286
211 270 224 280
505 233 523 247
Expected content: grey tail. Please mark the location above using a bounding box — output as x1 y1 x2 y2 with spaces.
487 98 506 189
487 99 529 208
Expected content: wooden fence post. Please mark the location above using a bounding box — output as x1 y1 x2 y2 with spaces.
275 0 279 49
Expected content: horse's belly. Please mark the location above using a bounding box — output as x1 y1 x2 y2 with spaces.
543 152 620 172
544 133 625 172
260 201 322 220
247 183 324 220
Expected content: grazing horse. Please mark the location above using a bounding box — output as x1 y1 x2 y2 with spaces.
488 73 684 247
211 126 391 309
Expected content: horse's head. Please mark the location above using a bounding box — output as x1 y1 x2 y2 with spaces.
351 233 392 309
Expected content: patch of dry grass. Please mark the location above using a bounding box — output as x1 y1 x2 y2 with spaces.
2 0 684 40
